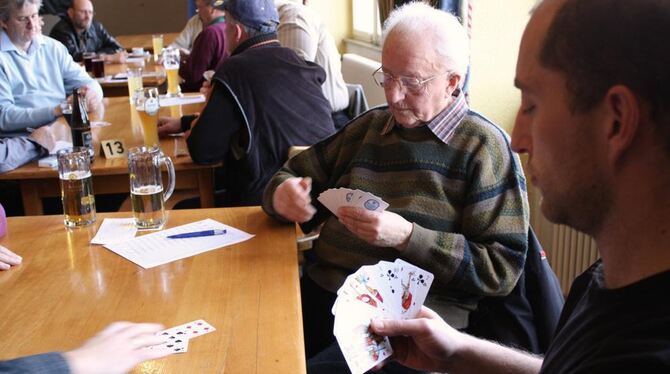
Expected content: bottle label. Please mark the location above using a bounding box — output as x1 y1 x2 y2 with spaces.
81 130 93 149
145 97 159 115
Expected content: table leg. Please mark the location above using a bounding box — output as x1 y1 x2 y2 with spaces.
20 180 43 215
198 169 215 208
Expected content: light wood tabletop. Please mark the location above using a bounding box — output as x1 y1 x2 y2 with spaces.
0 97 216 215
0 207 306 374
116 33 179 53
98 59 167 97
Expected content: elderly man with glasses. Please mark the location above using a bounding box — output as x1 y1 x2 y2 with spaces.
0 0 102 135
262 2 529 363
49 0 125 63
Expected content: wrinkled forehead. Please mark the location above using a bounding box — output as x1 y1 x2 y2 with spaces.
382 29 444 73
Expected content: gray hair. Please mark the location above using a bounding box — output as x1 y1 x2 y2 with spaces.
381 2 469 80
0 0 41 22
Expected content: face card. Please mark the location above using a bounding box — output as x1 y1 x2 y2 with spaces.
394 259 434 318
339 266 391 316
334 297 393 374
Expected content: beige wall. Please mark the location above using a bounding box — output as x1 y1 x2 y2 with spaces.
468 0 536 134
308 0 352 52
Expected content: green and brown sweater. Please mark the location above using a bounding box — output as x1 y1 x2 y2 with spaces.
263 102 529 327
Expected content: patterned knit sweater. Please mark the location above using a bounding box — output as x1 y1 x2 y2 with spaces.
263 107 530 326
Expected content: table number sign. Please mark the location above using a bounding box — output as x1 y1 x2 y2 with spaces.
101 139 127 159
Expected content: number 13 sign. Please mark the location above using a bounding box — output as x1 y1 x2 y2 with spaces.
101 139 127 159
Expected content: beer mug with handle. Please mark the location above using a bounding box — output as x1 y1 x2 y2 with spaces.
58 147 96 228
128 146 175 229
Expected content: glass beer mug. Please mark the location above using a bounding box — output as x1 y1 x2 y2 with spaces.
162 48 182 97
57 147 96 228
127 146 175 229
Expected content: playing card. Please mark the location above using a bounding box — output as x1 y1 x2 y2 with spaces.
151 330 189 354
338 266 390 315
394 259 434 318
356 191 390 212
161 319 216 339
317 188 390 217
334 297 393 374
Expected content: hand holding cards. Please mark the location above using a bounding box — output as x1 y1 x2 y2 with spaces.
317 188 389 217
333 259 434 374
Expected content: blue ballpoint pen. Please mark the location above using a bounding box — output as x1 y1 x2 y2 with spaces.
166 229 227 239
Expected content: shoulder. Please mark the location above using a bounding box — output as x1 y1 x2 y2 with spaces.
340 106 392 136
49 18 71 35
451 110 516 157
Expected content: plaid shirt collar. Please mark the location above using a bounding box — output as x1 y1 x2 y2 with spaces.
382 91 468 145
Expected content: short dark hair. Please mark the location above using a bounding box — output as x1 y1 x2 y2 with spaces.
540 0 670 129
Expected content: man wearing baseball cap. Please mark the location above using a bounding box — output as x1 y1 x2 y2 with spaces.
158 0 335 207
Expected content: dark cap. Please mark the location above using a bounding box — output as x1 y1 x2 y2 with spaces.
212 0 225 10
222 0 279 33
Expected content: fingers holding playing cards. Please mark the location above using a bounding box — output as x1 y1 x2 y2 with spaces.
338 207 413 250
273 177 317 223
63 322 170 374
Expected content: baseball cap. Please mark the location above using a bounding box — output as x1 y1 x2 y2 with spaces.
222 0 280 33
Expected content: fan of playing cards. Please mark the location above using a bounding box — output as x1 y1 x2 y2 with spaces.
317 188 389 216
332 259 434 374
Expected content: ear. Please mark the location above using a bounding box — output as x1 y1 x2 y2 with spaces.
603 85 640 164
67 8 75 19
445 73 462 97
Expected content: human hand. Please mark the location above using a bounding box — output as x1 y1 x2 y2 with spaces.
0 245 22 270
63 321 169 374
157 117 181 136
199 80 212 97
81 86 103 113
273 177 316 223
370 306 465 372
337 207 413 249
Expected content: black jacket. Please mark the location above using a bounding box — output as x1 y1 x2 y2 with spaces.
49 17 123 61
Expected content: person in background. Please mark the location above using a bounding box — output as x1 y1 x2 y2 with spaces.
169 13 202 55
158 0 335 208
263 2 529 364
0 321 172 373
49 0 125 63
275 0 350 129
178 0 227 93
0 0 103 135
368 0 670 373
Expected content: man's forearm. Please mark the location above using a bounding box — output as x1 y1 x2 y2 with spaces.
447 334 543 374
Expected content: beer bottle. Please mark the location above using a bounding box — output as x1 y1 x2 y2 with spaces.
70 88 95 162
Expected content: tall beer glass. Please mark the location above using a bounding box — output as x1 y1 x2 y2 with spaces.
58 147 96 228
162 48 182 97
152 34 164 62
128 146 175 229
134 87 161 147
127 67 143 103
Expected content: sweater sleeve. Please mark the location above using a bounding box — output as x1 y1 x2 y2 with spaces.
0 352 71 373
402 132 530 297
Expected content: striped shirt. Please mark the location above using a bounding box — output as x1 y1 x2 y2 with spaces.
263 98 530 327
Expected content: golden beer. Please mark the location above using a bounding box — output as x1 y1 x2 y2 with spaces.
166 67 181 97
152 34 163 61
127 75 143 103
131 185 165 229
137 107 159 147
60 170 96 227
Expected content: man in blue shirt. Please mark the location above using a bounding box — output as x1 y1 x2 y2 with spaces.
0 0 102 136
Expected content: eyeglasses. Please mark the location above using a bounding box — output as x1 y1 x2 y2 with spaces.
14 12 39 24
372 67 450 93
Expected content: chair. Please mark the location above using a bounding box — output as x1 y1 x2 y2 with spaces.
465 227 565 354
341 53 386 108
345 83 369 120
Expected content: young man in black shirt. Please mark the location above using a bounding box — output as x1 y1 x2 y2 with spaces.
367 0 670 373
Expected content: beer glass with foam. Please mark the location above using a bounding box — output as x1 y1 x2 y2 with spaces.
162 48 182 97
127 146 175 229
57 147 96 228
133 87 161 147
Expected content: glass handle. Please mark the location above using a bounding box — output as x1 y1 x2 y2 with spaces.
161 154 175 202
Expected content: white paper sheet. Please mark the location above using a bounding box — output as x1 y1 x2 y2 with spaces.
159 94 206 107
104 219 254 269
91 218 138 245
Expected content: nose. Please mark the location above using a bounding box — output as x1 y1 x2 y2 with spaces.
384 80 405 105
511 109 531 155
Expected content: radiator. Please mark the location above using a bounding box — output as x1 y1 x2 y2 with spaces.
528 183 600 295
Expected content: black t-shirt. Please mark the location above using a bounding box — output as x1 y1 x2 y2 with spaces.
540 261 670 373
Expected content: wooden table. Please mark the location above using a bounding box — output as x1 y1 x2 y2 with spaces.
99 59 167 97
0 207 305 373
0 97 215 215
116 33 179 53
